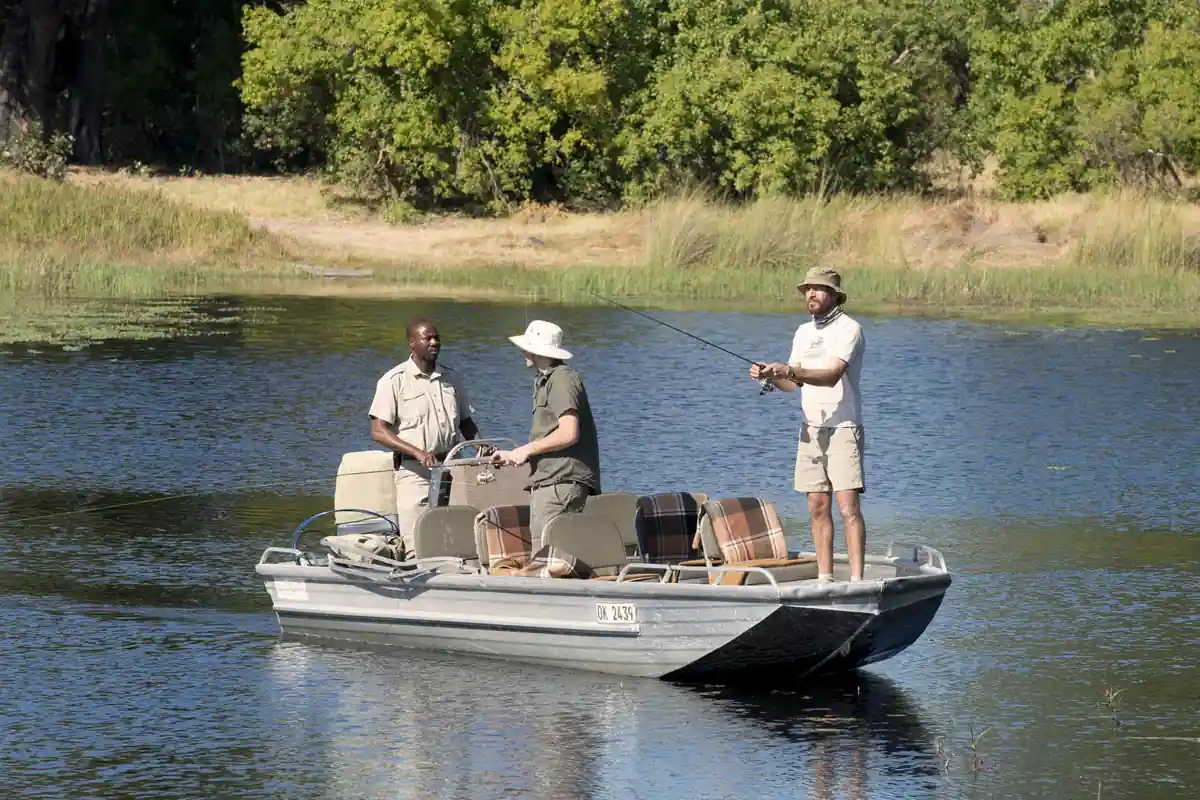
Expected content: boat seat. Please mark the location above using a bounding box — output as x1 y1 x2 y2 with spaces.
333 450 396 527
542 513 644 579
583 492 640 558
411 505 482 561
634 491 708 564
698 497 818 586
474 504 533 571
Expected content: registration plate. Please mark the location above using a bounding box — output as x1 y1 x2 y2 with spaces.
595 602 637 624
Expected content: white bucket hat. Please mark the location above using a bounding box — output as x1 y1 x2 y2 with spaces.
508 320 573 360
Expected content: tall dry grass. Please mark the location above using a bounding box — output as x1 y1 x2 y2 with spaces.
3 168 1198 320
0 169 292 295
627 188 1200 314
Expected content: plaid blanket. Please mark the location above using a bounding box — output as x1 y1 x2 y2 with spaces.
635 492 706 563
474 504 533 571
487 545 588 579
701 497 788 563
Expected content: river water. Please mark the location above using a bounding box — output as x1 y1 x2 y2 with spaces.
1 296 1196 799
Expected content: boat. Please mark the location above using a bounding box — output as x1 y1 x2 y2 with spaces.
255 439 952 682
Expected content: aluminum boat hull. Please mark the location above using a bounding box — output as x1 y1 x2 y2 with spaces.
256 560 951 681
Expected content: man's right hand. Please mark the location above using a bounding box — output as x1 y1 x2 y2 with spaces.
414 450 438 468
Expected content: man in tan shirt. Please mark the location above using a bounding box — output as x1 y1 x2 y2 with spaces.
369 318 482 554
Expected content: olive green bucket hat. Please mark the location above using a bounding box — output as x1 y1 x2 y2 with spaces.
797 267 847 306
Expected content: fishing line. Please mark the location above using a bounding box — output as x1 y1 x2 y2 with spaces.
0 467 397 526
6 297 770 526
585 289 776 392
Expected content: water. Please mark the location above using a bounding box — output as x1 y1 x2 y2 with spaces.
1 296 1197 799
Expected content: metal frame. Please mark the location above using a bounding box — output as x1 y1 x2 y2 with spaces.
443 437 520 466
617 561 783 593
290 508 398 550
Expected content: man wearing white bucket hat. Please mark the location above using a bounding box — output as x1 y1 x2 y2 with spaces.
492 320 601 547
750 267 867 583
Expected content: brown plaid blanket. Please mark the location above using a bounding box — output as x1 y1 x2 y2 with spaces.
635 492 706 563
701 497 789 563
487 545 589 579
474 504 533 571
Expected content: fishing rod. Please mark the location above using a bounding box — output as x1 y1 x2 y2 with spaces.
0 466 399 526
585 290 777 393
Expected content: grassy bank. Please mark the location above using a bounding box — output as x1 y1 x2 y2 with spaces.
2 169 1198 324
0 169 292 296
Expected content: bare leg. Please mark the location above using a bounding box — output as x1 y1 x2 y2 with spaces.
836 489 866 580
808 491 834 576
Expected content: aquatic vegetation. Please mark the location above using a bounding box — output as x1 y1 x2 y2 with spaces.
1100 686 1125 726
0 296 264 349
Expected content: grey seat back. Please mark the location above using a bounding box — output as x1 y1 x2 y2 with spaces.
411 505 483 560
541 514 628 577
583 492 639 557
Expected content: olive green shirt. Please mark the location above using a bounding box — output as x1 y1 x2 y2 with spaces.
527 364 600 492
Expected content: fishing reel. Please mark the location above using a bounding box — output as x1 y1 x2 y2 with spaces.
758 378 776 395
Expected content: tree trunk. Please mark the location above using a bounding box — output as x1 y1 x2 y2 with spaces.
68 0 107 162
0 1 32 139
24 0 63 137
0 0 65 143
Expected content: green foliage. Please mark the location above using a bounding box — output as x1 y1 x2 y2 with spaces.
240 0 967 207
103 1 249 171
965 0 1200 199
0 122 73 181
6 0 1200 204
1076 16 1200 187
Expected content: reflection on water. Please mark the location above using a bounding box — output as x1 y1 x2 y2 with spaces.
258 642 937 800
1 295 1198 798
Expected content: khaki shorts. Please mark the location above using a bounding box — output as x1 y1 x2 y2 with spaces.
794 424 865 494
529 482 590 551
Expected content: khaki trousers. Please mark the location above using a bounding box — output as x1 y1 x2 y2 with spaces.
529 483 590 551
393 464 432 555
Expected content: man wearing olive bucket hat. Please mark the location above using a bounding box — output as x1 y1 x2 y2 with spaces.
751 267 867 582
492 320 601 547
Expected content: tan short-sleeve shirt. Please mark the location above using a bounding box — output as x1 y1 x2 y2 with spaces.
368 358 473 455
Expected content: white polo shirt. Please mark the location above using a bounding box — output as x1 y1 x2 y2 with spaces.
787 313 865 428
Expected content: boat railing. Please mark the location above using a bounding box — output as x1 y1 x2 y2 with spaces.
260 546 308 565
328 554 481 582
884 542 948 572
290 508 399 550
618 562 782 594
